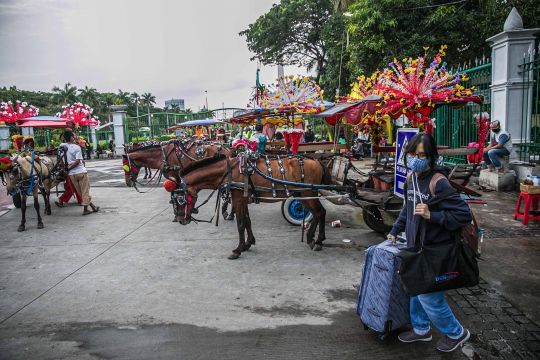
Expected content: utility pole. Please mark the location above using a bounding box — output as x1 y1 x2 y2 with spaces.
205 90 209 112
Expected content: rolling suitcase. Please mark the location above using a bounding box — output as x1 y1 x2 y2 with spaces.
356 239 410 340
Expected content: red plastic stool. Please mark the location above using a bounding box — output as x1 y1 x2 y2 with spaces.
513 192 540 225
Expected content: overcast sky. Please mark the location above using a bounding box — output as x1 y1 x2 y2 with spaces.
0 0 309 112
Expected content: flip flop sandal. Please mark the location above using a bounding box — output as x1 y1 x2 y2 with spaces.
55 201 64 208
82 211 93 216
92 206 100 213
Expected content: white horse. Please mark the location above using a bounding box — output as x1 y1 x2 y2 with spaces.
0 153 54 232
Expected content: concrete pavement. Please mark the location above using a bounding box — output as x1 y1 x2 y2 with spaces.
0 159 539 359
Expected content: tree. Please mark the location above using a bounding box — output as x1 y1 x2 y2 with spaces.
344 0 540 75
239 0 334 80
116 89 131 105
78 86 99 108
130 92 140 118
141 93 156 136
332 0 355 13
51 83 78 105
99 93 116 123
170 104 180 113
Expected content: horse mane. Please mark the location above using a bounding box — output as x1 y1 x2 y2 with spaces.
180 153 226 177
128 144 163 153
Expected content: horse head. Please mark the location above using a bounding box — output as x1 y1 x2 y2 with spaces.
122 154 140 187
165 177 198 225
1 159 21 194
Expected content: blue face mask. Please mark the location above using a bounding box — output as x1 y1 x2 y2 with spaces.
407 156 430 173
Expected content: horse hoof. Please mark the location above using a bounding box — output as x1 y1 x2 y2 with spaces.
37 223 44 229
17 226 25 232
172 218 178 222
226 215 235 220
45 209 52 215
244 243 251 251
222 211 228 218
308 241 315 250
228 253 241 260
314 244 323 251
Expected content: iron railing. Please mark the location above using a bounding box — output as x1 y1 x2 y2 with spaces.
519 50 540 164
434 63 492 164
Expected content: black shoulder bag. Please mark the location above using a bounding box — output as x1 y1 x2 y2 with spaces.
396 188 480 296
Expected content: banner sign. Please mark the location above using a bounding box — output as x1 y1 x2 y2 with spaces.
394 128 420 198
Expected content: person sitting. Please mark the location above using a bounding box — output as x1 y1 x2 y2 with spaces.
483 120 512 174
251 124 267 153
304 124 315 143
95 145 103 159
352 138 364 160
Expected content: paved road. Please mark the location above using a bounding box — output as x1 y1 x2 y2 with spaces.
0 159 539 359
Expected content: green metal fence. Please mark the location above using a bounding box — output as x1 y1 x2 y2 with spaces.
519 51 540 164
123 108 242 143
433 63 492 164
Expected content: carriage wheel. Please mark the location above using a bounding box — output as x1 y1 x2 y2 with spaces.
363 205 392 233
281 198 313 226
12 192 21 209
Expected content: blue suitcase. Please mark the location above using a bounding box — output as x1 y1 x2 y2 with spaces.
356 239 410 340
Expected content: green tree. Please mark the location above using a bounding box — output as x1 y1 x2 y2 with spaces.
99 93 116 123
51 83 78 105
130 92 140 118
116 89 131 105
78 86 99 108
239 0 334 79
141 93 156 135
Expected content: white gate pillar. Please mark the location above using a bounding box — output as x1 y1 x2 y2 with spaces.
111 105 127 156
487 8 539 159
90 126 97 152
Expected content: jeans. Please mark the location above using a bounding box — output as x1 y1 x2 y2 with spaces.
410 291 463 339
483 148 510 169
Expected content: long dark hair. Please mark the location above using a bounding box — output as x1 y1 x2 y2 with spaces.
404 132 439 171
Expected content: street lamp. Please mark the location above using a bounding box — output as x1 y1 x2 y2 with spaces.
205 90 209 112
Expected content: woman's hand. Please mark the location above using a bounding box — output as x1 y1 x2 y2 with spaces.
414 204 430 219
387 234 396 243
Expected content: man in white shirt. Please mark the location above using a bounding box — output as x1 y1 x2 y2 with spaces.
64 131 100 215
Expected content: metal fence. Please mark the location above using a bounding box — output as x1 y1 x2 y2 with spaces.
123 108 242 143
433 63 492 164
519 50 540 164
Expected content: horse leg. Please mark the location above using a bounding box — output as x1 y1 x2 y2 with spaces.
41 185 51 215
244 205 256 250
298 198 319 249
228 196 247 260
18 194 27 232
34 191 43 229
311 199 327 251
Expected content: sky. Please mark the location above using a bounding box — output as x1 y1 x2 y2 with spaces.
0 0 310 112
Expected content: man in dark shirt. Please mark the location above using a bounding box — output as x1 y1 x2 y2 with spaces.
304 124 315 143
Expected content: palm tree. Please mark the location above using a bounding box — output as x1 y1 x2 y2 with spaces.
99 93 116 123
130 92 140 118
170 103 180 113
117 89 131 105
78 86 99 108
141 92 156 137
51 83 78 105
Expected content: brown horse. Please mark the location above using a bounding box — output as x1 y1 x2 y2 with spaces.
168 154 332 259
122 140 232 187
1 153 54 232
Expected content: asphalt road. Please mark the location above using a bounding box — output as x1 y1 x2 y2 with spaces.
0 159 536 359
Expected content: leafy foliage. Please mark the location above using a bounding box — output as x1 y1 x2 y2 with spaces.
239 0 334 78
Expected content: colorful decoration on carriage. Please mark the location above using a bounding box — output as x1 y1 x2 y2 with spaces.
56 103 99 126
469 112 491 163
260 75 326 115
232 138 249 150
0 101 39 124
286 129 305 154
375 45 476 125
11 134 24 151
0 157 12 171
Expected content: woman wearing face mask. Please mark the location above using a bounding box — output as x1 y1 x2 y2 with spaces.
387 132 473 353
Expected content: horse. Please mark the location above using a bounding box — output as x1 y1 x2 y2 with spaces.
122 140 232 188
167 153 332 259
0 153 54 232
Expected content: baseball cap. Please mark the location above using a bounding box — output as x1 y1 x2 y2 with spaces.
491 120 501 127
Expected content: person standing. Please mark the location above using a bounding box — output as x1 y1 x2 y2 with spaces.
483 120 512 173
108 139 115 157
387 132 472 353
64 130 100 215
304 124 315 142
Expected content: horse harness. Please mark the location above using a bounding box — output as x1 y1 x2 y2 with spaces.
2 151 50 196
